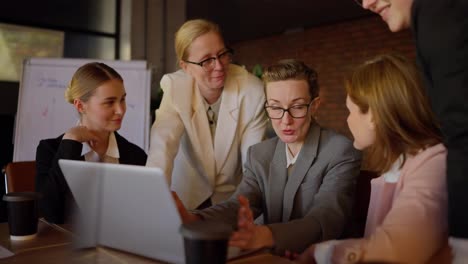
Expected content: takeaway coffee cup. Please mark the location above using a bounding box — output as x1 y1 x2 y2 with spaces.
3 192 41 240
180 221 233 264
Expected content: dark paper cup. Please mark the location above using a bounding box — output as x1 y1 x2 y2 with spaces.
180 221 232 264
3 192 41 240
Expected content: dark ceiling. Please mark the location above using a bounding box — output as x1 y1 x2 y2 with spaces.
187 0 373 44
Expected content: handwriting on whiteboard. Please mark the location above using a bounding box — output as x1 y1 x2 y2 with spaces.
38 77 67 89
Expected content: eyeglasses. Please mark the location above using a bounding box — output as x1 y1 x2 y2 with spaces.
264 101 313 119
353 0 363 6
183 48 234 71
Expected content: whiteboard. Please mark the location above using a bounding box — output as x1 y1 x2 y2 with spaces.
13 58 151 161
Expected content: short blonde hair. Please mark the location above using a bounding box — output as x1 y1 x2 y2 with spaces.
64 62 123 104
262 59 319 99
175 19 221 61
346 53 441 173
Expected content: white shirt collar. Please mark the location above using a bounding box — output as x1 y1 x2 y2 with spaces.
81 132 120 159
286 143 302 168
383 155 403 183
202 95 222 115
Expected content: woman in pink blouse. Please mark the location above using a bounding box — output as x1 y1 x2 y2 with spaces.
296 53 448 263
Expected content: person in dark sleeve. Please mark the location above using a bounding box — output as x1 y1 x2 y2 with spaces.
36 62 147 224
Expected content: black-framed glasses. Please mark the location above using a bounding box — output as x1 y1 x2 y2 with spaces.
183 48 234 71
264 101 313 119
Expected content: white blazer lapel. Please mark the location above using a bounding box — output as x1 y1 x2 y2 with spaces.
171 72 216 186
191 85 216 184
173 73 203 156
214 74 239 173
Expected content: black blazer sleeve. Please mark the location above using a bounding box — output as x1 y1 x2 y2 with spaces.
35 135 83 224
35 133 147 224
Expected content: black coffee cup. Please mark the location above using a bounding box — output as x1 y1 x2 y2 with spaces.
180 220 233 264
3 192 41 240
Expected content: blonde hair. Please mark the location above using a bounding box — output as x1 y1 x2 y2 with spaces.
346 53 441 173
174 19 221 61
64 62 123 104
262 59 319 99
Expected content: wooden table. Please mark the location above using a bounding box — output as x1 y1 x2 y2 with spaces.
0 220 293 264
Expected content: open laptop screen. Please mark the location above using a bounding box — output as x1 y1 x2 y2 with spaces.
59 159 185 264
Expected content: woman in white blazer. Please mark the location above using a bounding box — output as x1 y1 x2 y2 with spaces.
146 19 267 210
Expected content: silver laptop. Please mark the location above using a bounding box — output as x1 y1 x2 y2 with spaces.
58 159 246 264
59 159 186 263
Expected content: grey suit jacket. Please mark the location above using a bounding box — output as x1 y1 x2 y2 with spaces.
197 123 362 253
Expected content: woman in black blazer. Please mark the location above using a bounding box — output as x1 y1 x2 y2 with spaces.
35 62 147 224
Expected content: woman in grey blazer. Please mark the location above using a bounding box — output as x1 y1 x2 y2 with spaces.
175 59 362 254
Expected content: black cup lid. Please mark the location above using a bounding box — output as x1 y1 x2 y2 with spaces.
3 192 42 202
180 220 232 240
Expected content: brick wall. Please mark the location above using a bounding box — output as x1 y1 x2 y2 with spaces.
231 16 416 138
